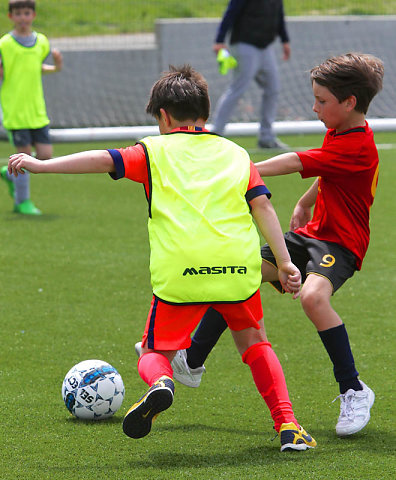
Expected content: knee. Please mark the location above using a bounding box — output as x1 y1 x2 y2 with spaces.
233 327 268 357
300 287 329 315
241 341 271 365
35 145 53 160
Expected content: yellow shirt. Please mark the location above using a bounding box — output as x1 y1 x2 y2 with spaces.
140 132 262 304
0 32 50 130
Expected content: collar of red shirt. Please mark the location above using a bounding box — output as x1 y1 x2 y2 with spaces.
171 126 209 133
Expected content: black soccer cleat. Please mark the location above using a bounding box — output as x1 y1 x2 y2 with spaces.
122 376 174 439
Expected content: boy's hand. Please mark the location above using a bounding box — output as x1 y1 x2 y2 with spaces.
282 42 291 61
8 153 42 176
52 48 63 71
213 43 227 54
277 261 301 299
290 204 311 231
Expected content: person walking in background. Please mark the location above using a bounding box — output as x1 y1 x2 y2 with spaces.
0 0 63 215
211 0 291 149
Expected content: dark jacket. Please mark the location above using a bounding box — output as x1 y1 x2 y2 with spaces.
216 0 289 49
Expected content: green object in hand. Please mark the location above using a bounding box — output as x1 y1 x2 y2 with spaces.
217 48 238 75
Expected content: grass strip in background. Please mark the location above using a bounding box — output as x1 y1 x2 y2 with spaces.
1 1 396 37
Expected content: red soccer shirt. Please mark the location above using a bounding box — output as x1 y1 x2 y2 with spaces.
296 122 379 270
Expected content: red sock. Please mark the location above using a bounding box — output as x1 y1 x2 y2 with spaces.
242 341 298 432
137 352 173 386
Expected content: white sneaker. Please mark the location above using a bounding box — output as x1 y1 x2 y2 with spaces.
334 381 375 436
171 349 205 388
134 342 205 388
135 341 143 357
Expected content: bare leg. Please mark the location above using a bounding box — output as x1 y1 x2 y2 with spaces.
299 274 342 331
140 346 176 364
230 319 267 355
35 142 53 160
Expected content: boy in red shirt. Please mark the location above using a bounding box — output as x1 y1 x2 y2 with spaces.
8 65 316 451
163 53 384 438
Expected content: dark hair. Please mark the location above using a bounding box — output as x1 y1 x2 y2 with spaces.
146 65 210 122
310 53 384 114
9 0 35 12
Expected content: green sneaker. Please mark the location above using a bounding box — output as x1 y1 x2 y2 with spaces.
0 165 15 198
14 199 42 216
217 48 238 75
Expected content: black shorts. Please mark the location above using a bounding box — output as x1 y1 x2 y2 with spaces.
7 124 51 147
261 231 357 293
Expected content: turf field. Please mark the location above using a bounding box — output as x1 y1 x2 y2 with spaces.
0 133 395 480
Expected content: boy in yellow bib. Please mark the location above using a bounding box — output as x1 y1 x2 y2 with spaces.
0 0 62 215
8 65 316 452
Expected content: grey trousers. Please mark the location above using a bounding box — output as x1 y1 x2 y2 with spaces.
212 42 280 143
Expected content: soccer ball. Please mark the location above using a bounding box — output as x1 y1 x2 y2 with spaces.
62 359 125 420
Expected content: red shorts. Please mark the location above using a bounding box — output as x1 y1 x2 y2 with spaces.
141 290 263 350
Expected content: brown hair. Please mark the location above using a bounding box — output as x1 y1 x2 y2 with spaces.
310 53 384 114
146 65 210 122
9 0 35 12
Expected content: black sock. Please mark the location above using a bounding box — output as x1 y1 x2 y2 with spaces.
318 324 362 394
186 307 228 369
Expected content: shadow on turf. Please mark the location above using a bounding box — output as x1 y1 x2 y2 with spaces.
126 422 390 465
65 415 122 425
127 444 313 469
159 422 265 436
4 213 61 221
311 423 393 454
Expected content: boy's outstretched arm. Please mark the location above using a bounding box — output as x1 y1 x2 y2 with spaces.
290 178 318 230
250 194 301 298
255 152 303 177
8 151 115 176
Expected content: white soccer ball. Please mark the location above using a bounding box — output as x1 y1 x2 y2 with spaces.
62 359 125 420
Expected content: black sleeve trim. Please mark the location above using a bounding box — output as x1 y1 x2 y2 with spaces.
136 141 153 218
245 185 272 203
107 149 125 180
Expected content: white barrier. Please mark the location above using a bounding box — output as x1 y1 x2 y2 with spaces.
49 118 396 143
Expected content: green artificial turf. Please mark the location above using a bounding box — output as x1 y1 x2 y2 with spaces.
0 133 395 479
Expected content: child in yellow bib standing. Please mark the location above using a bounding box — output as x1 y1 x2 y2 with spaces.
0 0 62 215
